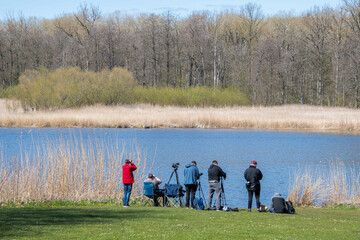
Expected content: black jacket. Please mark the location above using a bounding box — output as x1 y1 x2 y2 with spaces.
208 164 226 181
270 193 288 213
244 165 263 191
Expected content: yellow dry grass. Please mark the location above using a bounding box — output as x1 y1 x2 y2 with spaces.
1 100 360 133
288 160 360 206
0 138 148 203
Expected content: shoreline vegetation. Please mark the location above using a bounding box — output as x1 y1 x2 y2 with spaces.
1 100 360 133
0 139 147 204
0 130 358 207
288 160 360 207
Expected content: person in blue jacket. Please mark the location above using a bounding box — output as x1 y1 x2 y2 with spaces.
184 161 200 209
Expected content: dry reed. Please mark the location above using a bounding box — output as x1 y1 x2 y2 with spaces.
0 138 148 204
288 160 360 206
1 100 360 133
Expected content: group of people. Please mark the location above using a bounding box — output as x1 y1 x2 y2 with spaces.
122 158 291 213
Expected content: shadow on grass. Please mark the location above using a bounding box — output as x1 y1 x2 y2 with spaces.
0 207 154 239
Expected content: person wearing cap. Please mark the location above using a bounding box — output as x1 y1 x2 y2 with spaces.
122 159 137 207
207 160 226 211
244 160 263 212
184 161 200 209
144 173 163 206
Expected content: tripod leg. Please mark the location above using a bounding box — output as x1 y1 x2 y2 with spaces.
175 169 180 185
167 170 175 184
220 179 227 207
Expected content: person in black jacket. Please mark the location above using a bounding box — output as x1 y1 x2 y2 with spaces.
244 160 263 212
269 193 288 213
207 160 226 211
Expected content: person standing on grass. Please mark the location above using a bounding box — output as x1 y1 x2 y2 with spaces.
207 160 226 211
122 159 137 207
244 160 263 212
184 161 200 209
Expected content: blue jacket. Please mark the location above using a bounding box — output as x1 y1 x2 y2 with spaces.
184 164 200 185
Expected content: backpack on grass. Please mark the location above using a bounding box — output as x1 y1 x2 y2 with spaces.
286 200 296 214
193 197 205 210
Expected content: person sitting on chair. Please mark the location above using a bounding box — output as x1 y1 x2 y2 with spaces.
269 193 288 213
144 173 163 206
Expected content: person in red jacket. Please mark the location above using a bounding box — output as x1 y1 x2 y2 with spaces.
122 159 137 207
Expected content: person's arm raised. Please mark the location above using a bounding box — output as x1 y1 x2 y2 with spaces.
130 162 137 171
154 175 162 184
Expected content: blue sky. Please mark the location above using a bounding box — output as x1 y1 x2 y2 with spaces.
0 0 343 20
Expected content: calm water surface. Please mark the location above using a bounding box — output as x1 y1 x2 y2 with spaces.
1 128 359 208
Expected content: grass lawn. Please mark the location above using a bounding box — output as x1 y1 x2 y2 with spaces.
0 206 359 239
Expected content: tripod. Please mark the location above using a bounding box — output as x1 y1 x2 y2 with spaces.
166 166 183 206
220 177 228 211
168 166 180 185
196 174 207 208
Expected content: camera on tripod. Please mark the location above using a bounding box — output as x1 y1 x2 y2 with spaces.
172 162 180 170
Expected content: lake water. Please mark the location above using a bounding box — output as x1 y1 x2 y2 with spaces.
1 128 359 208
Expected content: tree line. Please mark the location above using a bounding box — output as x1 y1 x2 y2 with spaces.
0 0 360 108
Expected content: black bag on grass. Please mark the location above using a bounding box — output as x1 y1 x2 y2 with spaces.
286 200 295 214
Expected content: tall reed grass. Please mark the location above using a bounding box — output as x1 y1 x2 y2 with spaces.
1 101 359 133
288 160 360 206
0 138 148 204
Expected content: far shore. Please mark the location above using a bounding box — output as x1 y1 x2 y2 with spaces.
1 100 360 134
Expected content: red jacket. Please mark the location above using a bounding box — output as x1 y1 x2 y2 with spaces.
122 163 137 184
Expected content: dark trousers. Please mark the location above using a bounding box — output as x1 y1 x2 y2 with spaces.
248 189 261 209
154 189 164 206
185 184 197 208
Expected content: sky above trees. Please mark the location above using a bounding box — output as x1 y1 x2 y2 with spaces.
0 0 342 19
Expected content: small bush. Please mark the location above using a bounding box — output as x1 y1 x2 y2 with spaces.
12 68 248 110
133 86 249 107
14 67 136 110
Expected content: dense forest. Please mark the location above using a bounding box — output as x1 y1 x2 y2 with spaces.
0 1 360 108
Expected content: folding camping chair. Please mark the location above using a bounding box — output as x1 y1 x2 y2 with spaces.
164 183 184 208
143 182 161 207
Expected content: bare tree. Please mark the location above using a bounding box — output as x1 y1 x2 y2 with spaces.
55 4 101 71
302 7 332 105
241 3 265 104
343 0 360 107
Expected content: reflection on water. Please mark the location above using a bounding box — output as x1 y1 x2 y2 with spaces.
0 128 359 208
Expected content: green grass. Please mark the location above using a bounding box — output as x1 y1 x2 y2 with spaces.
0 206 359 239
